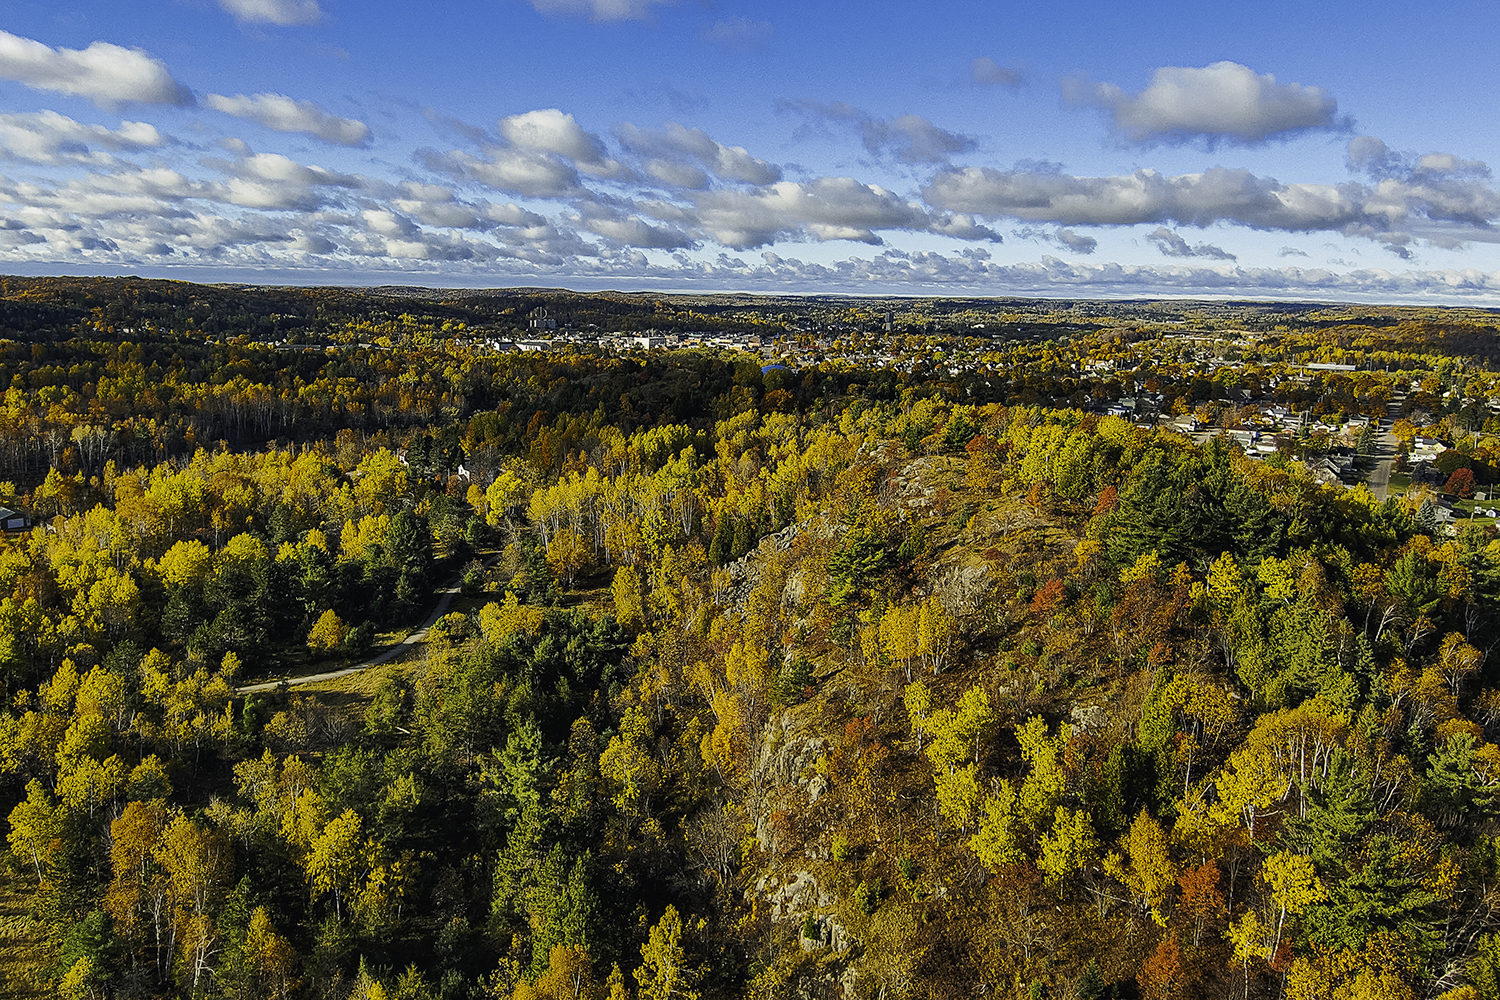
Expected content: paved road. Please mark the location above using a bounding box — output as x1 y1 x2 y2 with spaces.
1366 395 1404 500
237 583 464 695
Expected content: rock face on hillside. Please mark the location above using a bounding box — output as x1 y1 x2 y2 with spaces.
749 708 826 856
720 522 803 613
744 703 854 993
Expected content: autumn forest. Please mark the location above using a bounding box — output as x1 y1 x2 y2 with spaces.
0 277 1499 1000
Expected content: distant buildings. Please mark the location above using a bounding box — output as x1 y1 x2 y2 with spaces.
528 307 557 333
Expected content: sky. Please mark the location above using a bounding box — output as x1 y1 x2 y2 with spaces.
0 0 1498 303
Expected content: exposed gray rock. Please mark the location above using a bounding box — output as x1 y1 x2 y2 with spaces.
1070 704 1104 731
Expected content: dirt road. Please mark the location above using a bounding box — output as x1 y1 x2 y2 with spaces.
237 583 463 695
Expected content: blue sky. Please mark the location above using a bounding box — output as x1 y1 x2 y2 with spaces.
0 0 1498 302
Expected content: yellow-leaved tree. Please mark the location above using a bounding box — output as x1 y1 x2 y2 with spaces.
305 808 363 921
515 944 601 1000
634 905 700 1000
307 609 348 656
6 778 61 881
612 565 644 630
1260 849 1326 958
968 780 1024 871
600 705 661 831
1037 806 1100 885
1103 809 1178 925
153 812 231 995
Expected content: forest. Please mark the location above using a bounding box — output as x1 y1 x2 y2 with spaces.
1 276 1500 1000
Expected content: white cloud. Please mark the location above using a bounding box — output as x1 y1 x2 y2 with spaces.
970 57 1022 88
361 209 418 238
421 146 583 199
615 121 780 186
1339 137 1499 232
3 168 1498 305
1065 61 1340 145
1347 135 1491 186
227 151 360 188
526 0 675 22
0 30 192 107
645 160 709 189
290 232 337 254
378 234 487 262
205 94 371 147
701 18 774 52
6 86 1500 300
204 150 363 211
576 203 696 248
495 108 631 180
1346 135 1397 177
500 108 605 162
884 114 978 164
388 184 482 229
0 111 165 164
1012 226 1097 254
218 0 324 26
1055 228 1097 254
579 250 1500 305
381 183 547 232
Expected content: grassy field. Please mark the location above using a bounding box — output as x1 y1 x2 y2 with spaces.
299 651 425 699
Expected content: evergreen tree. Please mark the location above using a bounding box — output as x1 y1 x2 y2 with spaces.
1105 450 1192 567
299 542 337 619
1415 498 1438 533
708 515 732 566
388 509 433 596
1182 438 1236 557
1301 834 1441 960
1226 480 1286 563
1282 747 1375 874
827 517 886 605
731 515 757 559
1422 732 1500 829
1075 959 1108 1000
55 910 118 995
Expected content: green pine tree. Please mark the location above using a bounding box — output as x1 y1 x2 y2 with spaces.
708 515 732 565
1282 747 1375 874
1075 959 1108 1000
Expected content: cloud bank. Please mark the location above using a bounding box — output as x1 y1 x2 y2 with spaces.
922 157 1500 245
0 14 1494 308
